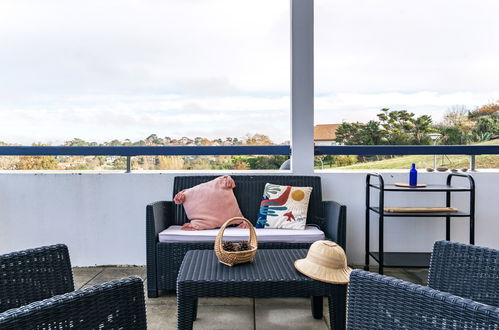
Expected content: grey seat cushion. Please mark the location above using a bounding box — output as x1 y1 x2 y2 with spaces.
158 225 325 243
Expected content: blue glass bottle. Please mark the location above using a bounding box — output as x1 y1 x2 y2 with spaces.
409 163 418 186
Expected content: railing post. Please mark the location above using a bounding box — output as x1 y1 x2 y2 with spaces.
470 155 476 171
126 156 132 173
290 0 314 175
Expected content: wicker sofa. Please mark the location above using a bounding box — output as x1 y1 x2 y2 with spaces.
146 175 346 297
0 244 146 330
347 240 499 329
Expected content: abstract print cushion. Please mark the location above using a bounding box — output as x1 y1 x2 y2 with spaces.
256 183 312 230
173 176 247 230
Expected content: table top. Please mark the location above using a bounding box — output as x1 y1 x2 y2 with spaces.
177 249 310 283
369 183 472 192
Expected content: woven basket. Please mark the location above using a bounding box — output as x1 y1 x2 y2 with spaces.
215 217 258 266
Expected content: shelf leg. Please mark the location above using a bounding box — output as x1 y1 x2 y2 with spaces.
446 190 451 241
378 187 384 275
470 183 475 245
379 214 384 275
365 181 370 271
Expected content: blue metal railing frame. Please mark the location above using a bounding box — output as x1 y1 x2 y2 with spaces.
0 145 291 156
1 144 498 171
0 145 498 156
315 145 499 156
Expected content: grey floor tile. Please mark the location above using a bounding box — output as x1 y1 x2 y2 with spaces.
71 267 103 290
198 297 253 306
146 303 177 330
146 291 176 306
256 297 310 306
405 268 429 285
193 305 254 330
255 298 328 330
359 266 423 284
80 266 146 289
383 269 415 283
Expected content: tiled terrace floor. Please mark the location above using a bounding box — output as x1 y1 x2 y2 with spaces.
73 266 428 330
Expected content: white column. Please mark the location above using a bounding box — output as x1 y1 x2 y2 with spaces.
290 0 314 174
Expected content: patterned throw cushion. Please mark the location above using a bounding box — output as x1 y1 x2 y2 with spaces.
256 183 313 229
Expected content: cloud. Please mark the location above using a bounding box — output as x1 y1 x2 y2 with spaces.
0 0 498 145
315 90 499 124
0 92 290 144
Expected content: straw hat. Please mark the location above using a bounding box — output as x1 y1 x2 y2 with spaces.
294 240 352 284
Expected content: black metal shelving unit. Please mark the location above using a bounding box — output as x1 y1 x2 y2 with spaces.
365 173 475 274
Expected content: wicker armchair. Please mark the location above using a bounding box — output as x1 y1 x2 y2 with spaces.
346 240 499 329
0 244 147 330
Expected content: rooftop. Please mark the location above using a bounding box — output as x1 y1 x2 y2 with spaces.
314 124 340 141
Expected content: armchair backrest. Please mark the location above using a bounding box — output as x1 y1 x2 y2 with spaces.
0 244 74 313
428 240 498 307
172 175 324 228
347 269 499 329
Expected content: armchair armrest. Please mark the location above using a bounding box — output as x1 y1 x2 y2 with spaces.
0 244 74 313
0 276 146 330
323 201 347 249
347 270 499 329
146 200 174 297
146 201 174 242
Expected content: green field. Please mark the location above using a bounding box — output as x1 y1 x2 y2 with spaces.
321 140 499 170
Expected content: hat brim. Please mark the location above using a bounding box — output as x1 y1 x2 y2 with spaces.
294 258 352 284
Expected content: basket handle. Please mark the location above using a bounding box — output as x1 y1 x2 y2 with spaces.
215 217 257 251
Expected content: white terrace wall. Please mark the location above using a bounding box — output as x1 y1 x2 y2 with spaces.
0 171 498 266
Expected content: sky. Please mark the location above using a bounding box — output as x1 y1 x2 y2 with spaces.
0 0 498 145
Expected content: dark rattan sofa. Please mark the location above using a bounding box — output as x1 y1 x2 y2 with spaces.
0 244 147 330
146 175 346 297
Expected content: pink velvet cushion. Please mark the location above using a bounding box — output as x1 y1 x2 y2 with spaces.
173 176 247 230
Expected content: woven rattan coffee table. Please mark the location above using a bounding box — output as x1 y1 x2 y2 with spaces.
176 249 347 330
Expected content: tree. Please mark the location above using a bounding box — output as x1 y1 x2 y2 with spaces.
70 163 90 170
335 121 384 145
244 134 273 145
434 124 471 145
112 158 126 170
475 113 499 137
411 115 433 145
15 143 59 170
16 156 59 170
442 105 470 126
157 156 185 170
200 138 212 146
377 108 414 145
469 101 499 119
109 139 122 146
65 138 90 146
133 140 146 146
232 158 250 170
239 155 287 169
334 155 358 167
146 134 163 145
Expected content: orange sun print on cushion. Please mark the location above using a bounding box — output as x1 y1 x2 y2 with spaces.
291 189 305 201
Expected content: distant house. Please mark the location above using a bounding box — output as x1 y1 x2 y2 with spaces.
179 137 194 145
314 124 340 146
